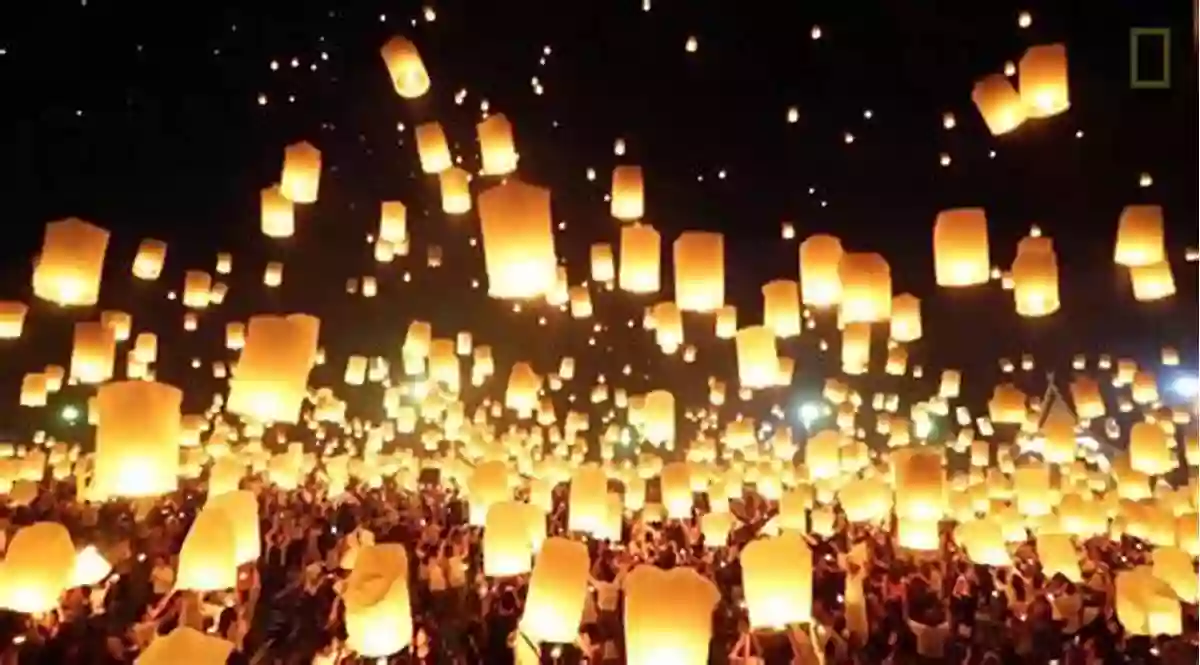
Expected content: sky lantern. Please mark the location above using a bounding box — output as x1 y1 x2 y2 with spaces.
478 180 559 299
467 461 511 525
379 201 408 244
176 504 238 591
740 532 813 629
70 321 116 384
1018 43 1070 117
642 389 676 447
521 537 590 644
762 279 801 338
205 490 261 565
477 113 519 175
279 141 321 203
933 208 991 286
1114 205 1166 267
1130 261 1175 301
672 231 725 312
1012 236 1060 316
483 501 534 577
342 544 413 657
838 477 891 522
798 233 843 307
1117 568 1183 637
32 218 109 307
971 73 1027 135
380 36 430 99
624 566 720 665
890 293 922 342
132 238 167 280
505 362 541 418
182 270 212 309
100 310 132 342
590 242 615 282
439 166 472 214
93 381 182 499
841 322 870 374
19 373 47 407
660 461 693 518
0 522 76 614
714 305 737 339
806 430 842 480
893 447 945 521
260 185 295 238
226 314 320 424
1130 422 1173 476
136 627 234 665
415 121 453 174
0 302 27 339
652 301 684 352
619 224 661 294
567 464 608 535
611 165 644 220
838 252 892 323
735 326 778 390
988 383 1027 423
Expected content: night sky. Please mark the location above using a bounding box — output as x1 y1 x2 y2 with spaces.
0 1 1195 437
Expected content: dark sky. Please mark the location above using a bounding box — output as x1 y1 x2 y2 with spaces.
0 1 1195 433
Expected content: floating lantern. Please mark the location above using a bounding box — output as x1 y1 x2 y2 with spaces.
611 166 644 220
799 234 843 307
261 185 295 238
0 522 76 613
1012 237 1060 316
380 36 431 99
673 231 725 312
1018 43 1070 117
838 252 892 323
619 224 661 294
762 280 801 338
971 74 1027 135
478 180 559 299
736 326 778 390
439 167 472 214
477 113 519 175
280 141 321 203
132 239 167 280
933 208 991 286
521 537 590 644
415 121 452 174
1114 205 1166 267
32 218 109 307
741 532 813 629
93 381 182 499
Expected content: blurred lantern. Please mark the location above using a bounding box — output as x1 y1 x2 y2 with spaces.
477 113 519 175
380 36 431 99
838 252 892 323
799 234 843 307
415 121 453 174
762 280 802 338
439 167 472 214
673 231 725 312
619 224 662 294
1011 237 1060 316
1114 205 1166 267
611 166 644 220
261 185 295 238
132 239 167 280
1018 43 1070 117
280 141 321 203
93 381 182 499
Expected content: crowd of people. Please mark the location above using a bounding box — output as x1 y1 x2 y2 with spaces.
0 473 1192 665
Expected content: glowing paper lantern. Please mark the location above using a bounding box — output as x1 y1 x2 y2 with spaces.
136 627 234 665
624 566 720 665
415 122 452 174
521 537 590 644
660 462 693 519
590 243 615 282
1012 237 1060 316
673 231 725 312
890 293 922 342
226 314 320 424
1114 205 1166 267
893 447 944 521
70 322 116 384
567 464 608 535
477 114 518 175
379 201 407 244
741 532 813 629
260 185 295 238
1130 261 1175 301
642 390 676 447
611 165 644 220
132 239 167 280
933 209 991 286
380 36 430 99
0 302 28 339
182 271 212 309
735 326 778 390
0 522 76 613
478 180 559 299
483 501 534 577
838 252 892 323
971 74 1027 135
32 218 109 307
619 224 661 294
343 544 413 657
1036 533 1081 582
71 545 112 587
762 280 801 338
280 141 321 203
93 381 181 499
1130 422 1173 476
799 234 843 307
439 167 472 214
205 490 261 564
1018 43 1070 117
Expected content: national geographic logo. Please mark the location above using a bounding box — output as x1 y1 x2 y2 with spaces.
1129 27 1171 89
